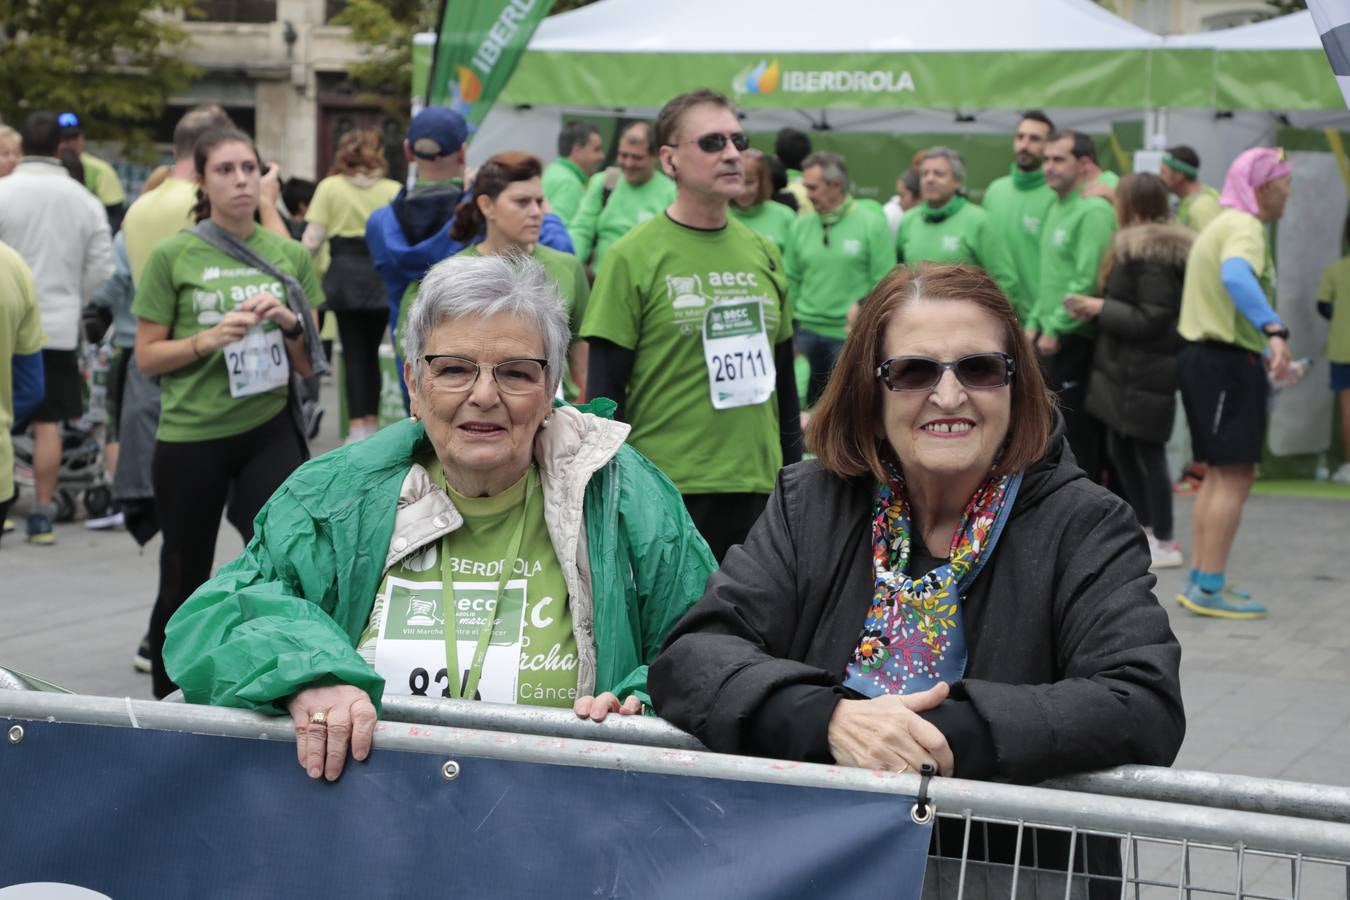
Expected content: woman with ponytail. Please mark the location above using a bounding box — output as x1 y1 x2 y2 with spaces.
450 152 590 400
132 126 324 698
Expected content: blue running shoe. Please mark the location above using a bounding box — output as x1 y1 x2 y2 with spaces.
1176 583 1266 619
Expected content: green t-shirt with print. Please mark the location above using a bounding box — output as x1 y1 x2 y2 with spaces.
571 171 677 269
458 242 590 400
357 462 578 708
730 200 797 255
131 225 324 442
1317 256 1350 364
785 198 895 339
980 166 1057 325
305 174 401 239
582 213 792 495
1178 208 1271 354
1034 189 1117 338
895 197 988 268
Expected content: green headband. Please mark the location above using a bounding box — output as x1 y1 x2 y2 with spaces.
1162 154 1199 179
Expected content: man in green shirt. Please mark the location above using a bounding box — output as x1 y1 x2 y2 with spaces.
981 111 1057 325
1160 145 1222 232
582 88 802 561
786 150 894 407
1035 130 1118 479
571 121 675 272
541 121 604 229
56 112 126 231
895 146 988 269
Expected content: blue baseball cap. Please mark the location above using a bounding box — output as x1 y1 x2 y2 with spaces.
408 107 468 159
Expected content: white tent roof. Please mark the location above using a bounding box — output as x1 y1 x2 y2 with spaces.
528 0 1162 53
1164 11 1319 49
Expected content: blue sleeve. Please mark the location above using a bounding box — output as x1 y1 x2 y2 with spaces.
12 352 45 428
539 213 575 255
1220 257 1281 332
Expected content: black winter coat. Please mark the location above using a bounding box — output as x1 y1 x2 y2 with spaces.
649 431 1185 785
1085 222 1194 444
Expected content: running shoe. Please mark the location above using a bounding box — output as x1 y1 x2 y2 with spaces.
86 511 125 530
1175 583 1266 619
25 512 55 545
133 637 152 674
1148 537 1184 570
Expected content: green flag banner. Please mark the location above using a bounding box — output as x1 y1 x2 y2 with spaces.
427 0 556 127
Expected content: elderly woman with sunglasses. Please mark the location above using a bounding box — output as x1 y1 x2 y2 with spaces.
165 253 715 781
651 264 1184 785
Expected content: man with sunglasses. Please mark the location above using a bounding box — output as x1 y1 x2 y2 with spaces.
582 89 802 562
1031 130 1117 480
786 151 895 409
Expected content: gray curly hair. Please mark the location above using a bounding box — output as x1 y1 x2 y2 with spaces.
403 253 571 395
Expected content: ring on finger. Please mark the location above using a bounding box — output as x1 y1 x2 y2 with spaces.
309 711 328 726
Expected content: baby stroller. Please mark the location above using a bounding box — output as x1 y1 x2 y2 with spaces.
11 424 113 523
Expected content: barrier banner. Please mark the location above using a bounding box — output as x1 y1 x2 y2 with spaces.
0 720 933 899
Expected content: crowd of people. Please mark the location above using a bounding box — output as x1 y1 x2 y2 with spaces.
0 87 1342 800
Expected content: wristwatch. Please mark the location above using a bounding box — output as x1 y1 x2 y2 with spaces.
1263 324 1290 341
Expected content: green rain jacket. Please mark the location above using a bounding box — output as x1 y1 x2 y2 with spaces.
164 401 716 715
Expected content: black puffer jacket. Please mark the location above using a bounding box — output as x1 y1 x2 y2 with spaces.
649 428 1185 786
1085 222 1193 443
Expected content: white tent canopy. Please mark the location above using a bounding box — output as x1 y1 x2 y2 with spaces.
1165 10 1318 49
528 0 1161 53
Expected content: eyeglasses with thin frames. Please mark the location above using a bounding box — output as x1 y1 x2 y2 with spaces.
665 132 750 154
421 355 549 395
875 353 1016 392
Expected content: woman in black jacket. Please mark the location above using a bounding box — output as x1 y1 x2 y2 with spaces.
1065 173 1193 570
650 264 1184 786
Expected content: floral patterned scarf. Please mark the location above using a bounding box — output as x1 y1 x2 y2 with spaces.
842 469 1022 697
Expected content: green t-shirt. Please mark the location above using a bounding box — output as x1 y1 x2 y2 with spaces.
1096 170 1120 190
1317 257 1350 363
82 152 126 206
571 170 676 268
458 243 590 400
305 174 401 239
1178 208 1271 354
541 158 588 228
895 196 988 268
1034 189 1117 338
582 213 792 495
131 225 324 442
123 177 198 285
980 166 1056 324
730 200 796 255
357 462 578 707
1178 185 1222 233
785 198 895 338
0 242 47 503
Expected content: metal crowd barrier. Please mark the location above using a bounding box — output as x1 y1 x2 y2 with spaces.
4 681 1350 898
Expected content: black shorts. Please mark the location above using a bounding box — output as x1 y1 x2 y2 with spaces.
32 348 84 424
1177 341 1268 466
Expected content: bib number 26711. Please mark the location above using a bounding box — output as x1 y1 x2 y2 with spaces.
702 300 776 410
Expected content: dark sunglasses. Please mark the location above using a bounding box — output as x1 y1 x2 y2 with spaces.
668 132 750 154
876 353 1016 392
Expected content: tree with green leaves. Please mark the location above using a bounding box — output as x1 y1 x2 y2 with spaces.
0 0 199 152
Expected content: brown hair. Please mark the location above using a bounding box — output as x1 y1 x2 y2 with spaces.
1097 172 1170 289
329 127 388 178
449 151 543 242
741 150 775 205
191 126 259 223
654 88 737 149
809 264 1055 483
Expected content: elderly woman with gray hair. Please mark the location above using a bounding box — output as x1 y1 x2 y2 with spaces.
163 253 715 781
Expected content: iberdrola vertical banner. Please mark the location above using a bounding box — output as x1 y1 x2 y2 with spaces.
1308 0 1350 108
426 0 556 127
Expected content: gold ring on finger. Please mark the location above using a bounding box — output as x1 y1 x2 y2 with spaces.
309 711 328 726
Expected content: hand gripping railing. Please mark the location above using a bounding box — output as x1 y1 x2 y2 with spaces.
2 688 1350 866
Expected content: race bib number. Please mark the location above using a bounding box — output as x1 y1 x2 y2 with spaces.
702 300 776 410
224 327 288 399
373 577 527 702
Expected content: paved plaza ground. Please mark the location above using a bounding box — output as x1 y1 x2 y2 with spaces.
2 394 1348 789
